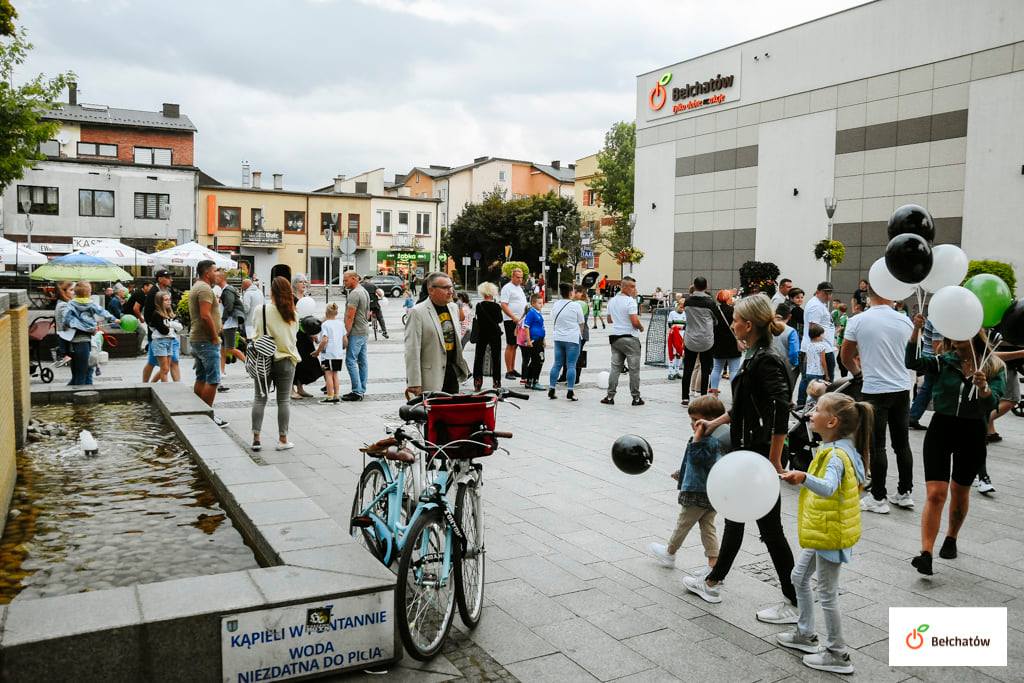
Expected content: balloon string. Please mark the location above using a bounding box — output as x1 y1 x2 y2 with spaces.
915 286 923 356
969 341 981 400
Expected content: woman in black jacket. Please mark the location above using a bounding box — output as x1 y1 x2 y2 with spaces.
472 282 504 391
709 290 742 398
682 293 798 624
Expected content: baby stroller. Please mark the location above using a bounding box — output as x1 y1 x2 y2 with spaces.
28 316 57 384
784 375 862 471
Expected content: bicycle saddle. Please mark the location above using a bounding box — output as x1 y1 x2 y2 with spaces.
399 404 428 423
384 446 416 463
360 436 397 456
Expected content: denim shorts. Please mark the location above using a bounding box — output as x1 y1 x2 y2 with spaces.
150 337 175 357
148 337 180 363
192 340 221 385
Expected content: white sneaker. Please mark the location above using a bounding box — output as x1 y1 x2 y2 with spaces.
213 415 229 428
803 650 854 675
275 441 295 451
756 601 799 624
682 575 721 603
648 543 676 568
776 629 820 654
860 496 890 514
978 476 995 494
887 491 915 509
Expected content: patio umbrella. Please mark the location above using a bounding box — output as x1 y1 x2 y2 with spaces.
151 241 237 269
73 239 156 267
0 237 48 266
30 252 133 282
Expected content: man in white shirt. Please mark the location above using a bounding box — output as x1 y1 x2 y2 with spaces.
800 281 837 401
771 278 792 308
601 276 645 406
841 284 915 514
499 268 529 380
241 278 265 339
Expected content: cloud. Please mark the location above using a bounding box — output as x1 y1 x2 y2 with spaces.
15 0 864 190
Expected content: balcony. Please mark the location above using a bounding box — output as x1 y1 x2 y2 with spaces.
241 229 283 248
391 233 422 251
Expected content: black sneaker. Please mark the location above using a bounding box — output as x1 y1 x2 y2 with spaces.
341 392 364 402
909 419 926 430
217 385 230 392
681 398 689 406
939 536 957 559
566 390 578 401
986 433 1002 443
600 396 614 405
632 397 645 406
548 388 557 399
505 372 518 380
911 551 933 575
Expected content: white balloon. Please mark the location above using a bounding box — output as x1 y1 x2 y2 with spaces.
919 244 969 293
928 285 983 341
706 450 781 523
296 296 317 318
596 370 610 390
868 258 916 301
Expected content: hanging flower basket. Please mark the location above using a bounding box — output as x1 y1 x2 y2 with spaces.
615 247 645 265
813 239 846 266
548 247 570 266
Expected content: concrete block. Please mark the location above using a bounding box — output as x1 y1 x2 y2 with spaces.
140 614 221 683
239 497 331 526
2 627 145 683
280 545 398 582
256 518 350 554
227 479 307 505
137 571 264 622
152 383 214 417
209 461 287 487
2 587 141 645
248 566 393 604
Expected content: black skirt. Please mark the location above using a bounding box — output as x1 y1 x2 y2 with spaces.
294 331 324 385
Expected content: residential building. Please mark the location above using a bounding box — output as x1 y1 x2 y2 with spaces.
574 153 620 282
633 0 1024 299
0 83 197 258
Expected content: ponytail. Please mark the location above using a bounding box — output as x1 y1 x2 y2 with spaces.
817 392 874 477
852 401 873 477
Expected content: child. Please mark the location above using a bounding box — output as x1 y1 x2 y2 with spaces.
591 291 605 329
778 392 873 675
316 303 346 403
62 281 121 386
648 395 729 570
666 300 686 380
834 303 849 377
797 323 830 407
520 294 546 390
148 290 183 383
772 302 800 382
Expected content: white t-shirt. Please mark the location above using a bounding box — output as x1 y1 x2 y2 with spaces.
667 310 686 326
802 295 835 351
499 282 528 322
318 319 347 360
804 340 831 375
550 299 585 344
843 304 914 394
607 293 639 337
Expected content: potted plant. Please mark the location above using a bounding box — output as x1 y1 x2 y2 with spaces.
548 247 570 266
175 292 191 355
813 239 846 266
738 260 780 297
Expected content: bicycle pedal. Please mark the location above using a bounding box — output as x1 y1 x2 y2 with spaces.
350 515 373 528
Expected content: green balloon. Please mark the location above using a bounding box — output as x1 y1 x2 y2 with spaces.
119 314 139 333
963 274 1012 328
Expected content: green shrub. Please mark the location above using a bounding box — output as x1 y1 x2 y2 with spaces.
501 261 530 278
965 259 1016 295
176 292 191 329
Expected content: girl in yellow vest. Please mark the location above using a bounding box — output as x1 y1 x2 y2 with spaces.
778 392 873 675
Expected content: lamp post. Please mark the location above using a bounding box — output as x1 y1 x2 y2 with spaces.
19 198 33 274
533 210 549 285
555 224 565 291
327 211 339 304
824 196 838 281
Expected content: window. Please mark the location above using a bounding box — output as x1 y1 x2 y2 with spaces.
134 146 172 165
416 212 430 236
251 208 264 229
39 140 59 156
398 211 410 232
355 181 368 193
498 170 507 182
77 142 117 157
79 189 115 217
320 212 338 232
135 193 171 220
441 212 447 228
284 211 305 232
584 189 599 206
376 209 391 233
17 185 59 215
215 206 240 228
347 213 360 236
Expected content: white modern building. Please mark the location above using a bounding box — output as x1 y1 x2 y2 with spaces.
633 0 1024 298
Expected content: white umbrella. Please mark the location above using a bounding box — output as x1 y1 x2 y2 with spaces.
151 241 237 269
72 239 155 267
0 237 48 265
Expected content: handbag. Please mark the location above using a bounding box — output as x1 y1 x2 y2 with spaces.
579 349 588 368
245 304 278 394
516 319 530 347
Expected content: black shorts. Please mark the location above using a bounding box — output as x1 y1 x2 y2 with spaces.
923 412 987 486
321 359 343 372
503 320 518 346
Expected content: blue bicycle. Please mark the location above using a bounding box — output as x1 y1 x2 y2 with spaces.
351 388 526 659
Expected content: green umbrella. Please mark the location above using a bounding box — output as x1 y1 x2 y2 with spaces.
30 252 134 282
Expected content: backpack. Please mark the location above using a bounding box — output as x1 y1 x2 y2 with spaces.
245 304 278 394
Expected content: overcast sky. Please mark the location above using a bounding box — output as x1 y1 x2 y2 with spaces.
17 0 863 190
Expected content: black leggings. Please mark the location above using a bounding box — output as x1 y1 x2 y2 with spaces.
522 340 545 382
473 338 502 384
681 348 713 399
706 494 797 605
923 413 987 486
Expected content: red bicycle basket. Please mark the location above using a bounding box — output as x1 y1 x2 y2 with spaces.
423 395 497 459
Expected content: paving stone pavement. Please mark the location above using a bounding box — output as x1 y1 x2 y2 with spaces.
40 300 1024 681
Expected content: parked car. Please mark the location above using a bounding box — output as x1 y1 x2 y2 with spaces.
370 275 406 297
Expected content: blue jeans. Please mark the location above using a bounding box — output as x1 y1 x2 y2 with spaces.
710 356 742 391
909 371 935 421
191 340 221 385
69 341 93 385
346 334 368 395
548 341 581 390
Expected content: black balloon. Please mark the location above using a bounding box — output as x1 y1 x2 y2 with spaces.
884 233 933 284
998 300 1024 346
611 434 653 475
888 204 935 241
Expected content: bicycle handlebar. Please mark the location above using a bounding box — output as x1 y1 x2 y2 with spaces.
405 387 529 406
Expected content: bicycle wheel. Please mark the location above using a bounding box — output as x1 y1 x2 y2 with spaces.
350 460 390 561
396 507 456 660
453 480 485 627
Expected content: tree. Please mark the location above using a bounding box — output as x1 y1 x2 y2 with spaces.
590 121 635 254
0 25 75 195
442 190 581 283
1 1 16 37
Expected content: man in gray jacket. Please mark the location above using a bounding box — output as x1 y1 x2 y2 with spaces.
680 277 717 405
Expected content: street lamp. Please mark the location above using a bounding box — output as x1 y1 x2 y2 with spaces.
824 196 838 281
19 198 33 273
327 211 339 304
533 210 549 286
555 224 565 292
